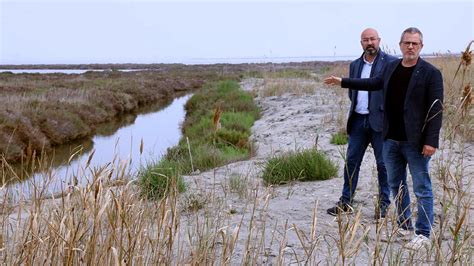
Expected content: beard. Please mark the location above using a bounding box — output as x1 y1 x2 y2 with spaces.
404 53 418 61
365 46 378 56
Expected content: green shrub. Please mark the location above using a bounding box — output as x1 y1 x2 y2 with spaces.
189 143 227 171
139 80 260 197
228 173 249 198
218 145 250 162
183 115 214 142
216 128 249 147
220 112 254 133
262 149 338 185
163 142 226 174
330 131 348 145
184 80 260 122
139 160 186 199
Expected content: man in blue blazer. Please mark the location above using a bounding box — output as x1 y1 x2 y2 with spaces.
324 27 443 250
326 28 396 220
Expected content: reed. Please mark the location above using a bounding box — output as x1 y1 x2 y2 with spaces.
0 46 472 264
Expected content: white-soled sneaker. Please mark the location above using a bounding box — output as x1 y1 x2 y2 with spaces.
381 228 413 242
395 228 413 240
405 234 431 250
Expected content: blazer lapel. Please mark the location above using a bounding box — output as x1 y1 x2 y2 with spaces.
351 57 364 104
371 53 383 76
354 58 363 78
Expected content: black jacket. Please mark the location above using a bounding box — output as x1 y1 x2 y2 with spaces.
342 58 444 149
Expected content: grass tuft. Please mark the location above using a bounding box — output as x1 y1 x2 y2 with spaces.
330 131 348 145
139 160 186 199
262 148 338 185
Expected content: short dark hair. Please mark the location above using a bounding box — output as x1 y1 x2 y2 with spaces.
400 27 423 44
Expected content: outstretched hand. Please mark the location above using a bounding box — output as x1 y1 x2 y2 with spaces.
323 76 342 86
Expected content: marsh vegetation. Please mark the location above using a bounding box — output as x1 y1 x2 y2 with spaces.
0 48 472 264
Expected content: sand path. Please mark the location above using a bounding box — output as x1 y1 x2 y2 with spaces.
182 77 442 264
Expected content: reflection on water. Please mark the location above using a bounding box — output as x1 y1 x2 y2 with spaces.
3 94 191 198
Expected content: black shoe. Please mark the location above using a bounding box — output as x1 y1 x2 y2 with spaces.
327 202 353 216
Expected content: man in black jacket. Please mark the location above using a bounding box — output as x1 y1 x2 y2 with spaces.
324 27 443 250
326 28 396 220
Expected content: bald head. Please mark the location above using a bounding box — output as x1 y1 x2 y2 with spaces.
360 28 381 56
361 28 379 39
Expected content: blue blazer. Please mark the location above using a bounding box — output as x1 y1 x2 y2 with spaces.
347 51 396 133
342 58 444 149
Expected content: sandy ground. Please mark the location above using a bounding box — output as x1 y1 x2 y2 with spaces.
181 78 473 264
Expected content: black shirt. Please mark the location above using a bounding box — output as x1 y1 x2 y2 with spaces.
386 62 416 141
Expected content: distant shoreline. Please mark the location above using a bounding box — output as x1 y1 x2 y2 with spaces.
0 53 459 69
0 60 350 70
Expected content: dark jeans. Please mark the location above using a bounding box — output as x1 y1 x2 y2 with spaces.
340 113 390 209
383 139 434 238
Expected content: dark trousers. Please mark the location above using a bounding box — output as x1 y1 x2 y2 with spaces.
340 113 390 209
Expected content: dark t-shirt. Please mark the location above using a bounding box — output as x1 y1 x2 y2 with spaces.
386 62 416 141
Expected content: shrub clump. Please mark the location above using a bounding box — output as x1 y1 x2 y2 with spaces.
330 131 348 145
139 80 260 198
262 149 338 185
139 160 186 199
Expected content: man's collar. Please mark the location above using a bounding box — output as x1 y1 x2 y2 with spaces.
363 52 378 64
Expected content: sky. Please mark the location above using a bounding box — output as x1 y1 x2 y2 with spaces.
0 0 473 64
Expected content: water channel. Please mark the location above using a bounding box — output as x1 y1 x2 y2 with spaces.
5 94 191 199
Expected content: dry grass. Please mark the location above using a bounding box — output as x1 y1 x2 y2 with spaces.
0 47 472 264
254 61 350 98
323 61 350 78
257 78 319 97
0 155 278 264
0 71 211 163
254 61 350 134
426 44 473 264
0 61 334 165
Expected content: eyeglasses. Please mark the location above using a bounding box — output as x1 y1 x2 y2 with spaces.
401 41 421 47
